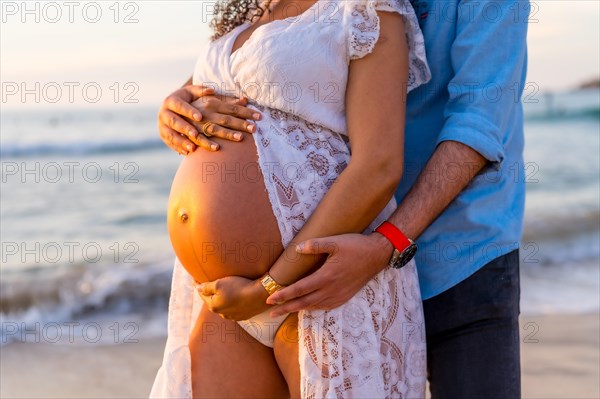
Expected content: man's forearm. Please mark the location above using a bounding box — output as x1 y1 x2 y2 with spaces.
389 140 487 240
182 76 192 87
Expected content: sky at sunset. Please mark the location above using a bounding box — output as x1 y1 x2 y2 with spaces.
1 0 598 108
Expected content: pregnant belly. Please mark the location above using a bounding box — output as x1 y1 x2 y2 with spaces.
167 137 283 284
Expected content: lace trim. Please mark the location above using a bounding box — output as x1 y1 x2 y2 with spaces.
348 0 431 91
250 102 351 247
300 263 426 398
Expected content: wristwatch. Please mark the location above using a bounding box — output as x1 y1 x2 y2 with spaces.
374 221 417 269
259 272 286 295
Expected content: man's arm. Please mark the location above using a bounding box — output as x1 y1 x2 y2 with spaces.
266 140 486 315
388 141 486 241
267 0 528 315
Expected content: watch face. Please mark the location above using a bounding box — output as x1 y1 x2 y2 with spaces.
390 242 417 269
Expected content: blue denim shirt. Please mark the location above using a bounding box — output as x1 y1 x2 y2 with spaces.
397 0 529 299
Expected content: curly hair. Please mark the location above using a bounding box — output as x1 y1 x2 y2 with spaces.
210 0 272 40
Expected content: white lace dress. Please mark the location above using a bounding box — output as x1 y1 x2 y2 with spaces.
151 0 431 397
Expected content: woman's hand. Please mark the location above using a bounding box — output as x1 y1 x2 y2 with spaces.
197 276 271 321
266 233 392 317
158 84 262 154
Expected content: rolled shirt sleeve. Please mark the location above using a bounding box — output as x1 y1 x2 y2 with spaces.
437 0 529 169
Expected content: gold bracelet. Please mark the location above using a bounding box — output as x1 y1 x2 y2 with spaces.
259 272 286 295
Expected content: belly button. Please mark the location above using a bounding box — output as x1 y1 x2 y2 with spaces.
178 209 189 223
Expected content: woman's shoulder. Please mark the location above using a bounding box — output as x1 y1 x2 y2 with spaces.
337 0 430 89
335 0 416 15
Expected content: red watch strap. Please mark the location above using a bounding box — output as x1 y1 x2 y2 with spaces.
375 221 411 251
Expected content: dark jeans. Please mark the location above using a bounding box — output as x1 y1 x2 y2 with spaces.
423 249 521 399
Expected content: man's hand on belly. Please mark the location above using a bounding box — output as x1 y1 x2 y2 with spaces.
198 275 271 321
158 84 262 155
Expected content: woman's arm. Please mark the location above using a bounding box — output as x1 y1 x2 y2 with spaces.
265 11 409 286
198 11 410 320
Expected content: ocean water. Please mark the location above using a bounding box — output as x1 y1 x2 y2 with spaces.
1 89 598 345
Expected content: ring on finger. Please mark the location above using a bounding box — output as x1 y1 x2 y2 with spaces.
201 122 215 137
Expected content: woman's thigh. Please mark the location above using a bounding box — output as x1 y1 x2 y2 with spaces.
189 306 289 399
274 313 301 399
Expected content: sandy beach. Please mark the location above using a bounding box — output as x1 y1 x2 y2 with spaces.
1 313 598 399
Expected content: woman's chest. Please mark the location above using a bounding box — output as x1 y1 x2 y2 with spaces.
194 10 349 108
